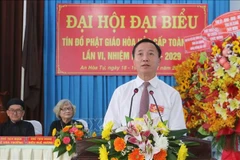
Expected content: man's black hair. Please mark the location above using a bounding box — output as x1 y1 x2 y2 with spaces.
132 38 162 58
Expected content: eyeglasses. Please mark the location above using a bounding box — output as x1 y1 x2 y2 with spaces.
8 109 23 114
60 107 73 112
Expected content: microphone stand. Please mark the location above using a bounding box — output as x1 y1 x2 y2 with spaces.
149 90 163 122
129 88 138 118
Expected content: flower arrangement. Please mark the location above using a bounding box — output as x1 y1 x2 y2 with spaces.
174 34 240 155
52 122 88 157
174 51 214 136
87 113 197 160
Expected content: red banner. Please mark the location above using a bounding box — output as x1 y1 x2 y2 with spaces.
201 24 230 42
56 4 207 75
185 11 240 53
212 11 240 34
184 33 211 53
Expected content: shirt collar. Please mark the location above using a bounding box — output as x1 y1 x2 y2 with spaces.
9 120 22 125
135 75 158 88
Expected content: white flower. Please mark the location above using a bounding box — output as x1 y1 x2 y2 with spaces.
154 134 169 150
228 98 240 111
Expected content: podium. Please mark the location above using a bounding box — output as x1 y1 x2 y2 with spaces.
71 136 214 160
71 138 97 160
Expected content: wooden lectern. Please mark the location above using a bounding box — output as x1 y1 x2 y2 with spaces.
72 136 214 160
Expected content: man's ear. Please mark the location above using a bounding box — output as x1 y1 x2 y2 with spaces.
6 110 11 117
22 110 25 117
158 57 161 64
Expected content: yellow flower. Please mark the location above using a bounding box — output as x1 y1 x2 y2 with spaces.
177 144 188 160
222 41 227 48
224 116 236 128
218 90 228 105
214 104 227 120
66 144 72 151
212 45 218 52
233 45 240 53
214 67 224 78
54 138 61 147
232 40 239 46
134 117 144 121
92 132 97 137
236 110 240 118
52 128 57 136
179 83 188 93
104 121 114 130
217 48 221 54
99 144 108 160
76 124 83 129
226 65 238 78
102 121 114 140
183 108 188 120
157 122 169 136
102 129 111 141
228 99 240 111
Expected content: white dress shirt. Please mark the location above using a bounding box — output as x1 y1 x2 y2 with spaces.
103 75 186 130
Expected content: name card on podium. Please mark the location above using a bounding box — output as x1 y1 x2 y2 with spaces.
0 136 55 145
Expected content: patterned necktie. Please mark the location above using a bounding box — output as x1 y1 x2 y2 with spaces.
139 82 150 117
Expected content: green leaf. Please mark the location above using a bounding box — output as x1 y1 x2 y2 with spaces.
53 147 58 152
199 52 207 64
168 140 182 147
194 94 202 101
87 138 108 144
188 151 197 158
197 126 211 136
167 149 177 160
168 129 187 139
182 141 199 146
125 116 133 123
57 144 67 158
86 145 100 154
147 111 151 119
114 132 125 137
212 135 225 152
163 120 168 126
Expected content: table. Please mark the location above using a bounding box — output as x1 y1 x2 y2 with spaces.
0 145 74 160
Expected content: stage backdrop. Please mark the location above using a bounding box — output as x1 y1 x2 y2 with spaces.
44 0 229 135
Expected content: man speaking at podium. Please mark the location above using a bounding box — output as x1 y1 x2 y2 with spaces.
103 38 186 131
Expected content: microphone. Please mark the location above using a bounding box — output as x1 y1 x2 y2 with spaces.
129 88 139 118
149 90 163 122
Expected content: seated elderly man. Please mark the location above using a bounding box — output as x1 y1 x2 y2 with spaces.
0 98 35 136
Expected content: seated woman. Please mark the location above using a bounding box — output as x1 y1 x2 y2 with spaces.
0 98 35 136
48 99 85 136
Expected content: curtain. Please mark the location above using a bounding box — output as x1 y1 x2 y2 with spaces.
43 0 230 135
0 1 23 109
22 0 44 132
0 0 44 129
